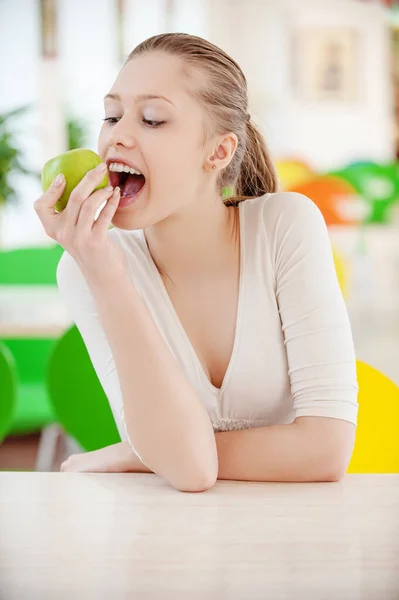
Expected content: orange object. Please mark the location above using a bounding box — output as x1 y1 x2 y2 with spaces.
289 176 360 225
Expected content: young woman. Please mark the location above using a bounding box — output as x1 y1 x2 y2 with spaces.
35 33 358 492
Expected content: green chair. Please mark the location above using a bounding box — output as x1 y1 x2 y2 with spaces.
0 244 65 285
46 324 120 457
1 338 58 435
0 244 64 437
0 340 18 444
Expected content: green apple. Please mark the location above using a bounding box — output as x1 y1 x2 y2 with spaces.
41 148 109 212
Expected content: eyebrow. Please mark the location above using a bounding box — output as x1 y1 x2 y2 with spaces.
104 93 176 107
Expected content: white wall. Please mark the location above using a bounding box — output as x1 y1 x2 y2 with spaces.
0 0 208 248
0 0 44 248
57 0 121 155
0 0 395 248
209 0 395 171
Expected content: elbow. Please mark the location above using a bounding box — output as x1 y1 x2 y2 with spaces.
170 441 219 493
176 472 217 493
328 463 348 482
177 478 216 493
294 416 355 483
324 440 355 482
320 459 349 483
174 468 218 493
306 451 350 483
320 470 345 483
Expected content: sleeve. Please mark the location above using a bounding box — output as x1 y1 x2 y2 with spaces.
263 192 359 426
56 249 145 460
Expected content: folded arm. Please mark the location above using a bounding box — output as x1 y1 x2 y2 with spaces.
61 415 355 482
220 191 359 483
215 416 356 482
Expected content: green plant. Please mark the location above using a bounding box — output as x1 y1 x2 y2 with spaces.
0 105 37 207
66 115 89 150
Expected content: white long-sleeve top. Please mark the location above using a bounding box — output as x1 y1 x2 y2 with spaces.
56 192 359 446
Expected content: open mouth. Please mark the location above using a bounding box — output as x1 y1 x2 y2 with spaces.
108 170 146 198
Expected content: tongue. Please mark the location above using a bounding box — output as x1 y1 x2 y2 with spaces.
121 173 145 197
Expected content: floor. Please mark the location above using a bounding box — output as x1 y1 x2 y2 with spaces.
0 431 65 472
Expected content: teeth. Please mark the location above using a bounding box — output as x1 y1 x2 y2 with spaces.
108 162 142 176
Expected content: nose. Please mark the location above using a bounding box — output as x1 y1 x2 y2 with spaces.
108 117 137 150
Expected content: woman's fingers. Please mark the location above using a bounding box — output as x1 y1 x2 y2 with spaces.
33 173 66 239
35 162 110 243
35 160 121 266
92 186 120 234
65 162 108 224
76 185 116 237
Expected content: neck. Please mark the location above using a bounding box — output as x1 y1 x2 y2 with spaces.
143 195 239 283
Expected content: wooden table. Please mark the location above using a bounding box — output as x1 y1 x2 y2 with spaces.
0 473 398 599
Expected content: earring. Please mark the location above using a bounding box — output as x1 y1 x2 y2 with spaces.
212 165 217 170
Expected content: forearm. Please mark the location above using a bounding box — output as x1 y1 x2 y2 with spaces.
110 441 155 473
215 419 352 482
60 441 155 473
81 266 218 491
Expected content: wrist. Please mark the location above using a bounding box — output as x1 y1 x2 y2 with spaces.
80 262 128 289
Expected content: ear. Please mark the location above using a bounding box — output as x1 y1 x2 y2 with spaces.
207 132 238 172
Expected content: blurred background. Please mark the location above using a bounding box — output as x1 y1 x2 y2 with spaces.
0 0 398 471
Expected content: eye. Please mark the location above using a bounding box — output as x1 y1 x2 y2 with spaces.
143 118 165 128
102 117 165 128
102 117 119 124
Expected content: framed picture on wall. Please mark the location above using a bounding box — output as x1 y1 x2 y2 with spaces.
293 28 359 102
40 0 57 59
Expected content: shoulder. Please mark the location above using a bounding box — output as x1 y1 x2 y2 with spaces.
258 192 328 250
256 192 331 275
261 191 326 231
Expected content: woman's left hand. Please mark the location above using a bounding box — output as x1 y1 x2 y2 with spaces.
60 443 137 473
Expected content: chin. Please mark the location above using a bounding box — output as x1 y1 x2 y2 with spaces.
110 213 141 231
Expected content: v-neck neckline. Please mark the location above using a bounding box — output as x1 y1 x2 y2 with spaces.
139 201 246 395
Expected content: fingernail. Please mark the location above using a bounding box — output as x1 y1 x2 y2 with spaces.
114 186 120 196
95 162 107 172
104 185 113 192
53 174 65 186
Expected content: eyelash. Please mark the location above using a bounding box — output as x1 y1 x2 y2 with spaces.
102 117 164 128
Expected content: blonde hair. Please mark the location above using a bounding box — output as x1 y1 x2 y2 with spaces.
126 32 278 205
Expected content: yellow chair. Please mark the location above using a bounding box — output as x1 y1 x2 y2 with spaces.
347 360 399 473
275 159 314 191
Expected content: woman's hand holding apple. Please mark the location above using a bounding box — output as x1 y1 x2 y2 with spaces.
34 162 127 280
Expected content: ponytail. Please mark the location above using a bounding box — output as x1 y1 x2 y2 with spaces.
225 120 279 206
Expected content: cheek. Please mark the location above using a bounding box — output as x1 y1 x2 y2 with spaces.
97 127 108 159
160 136 200 177
149 143 181 182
